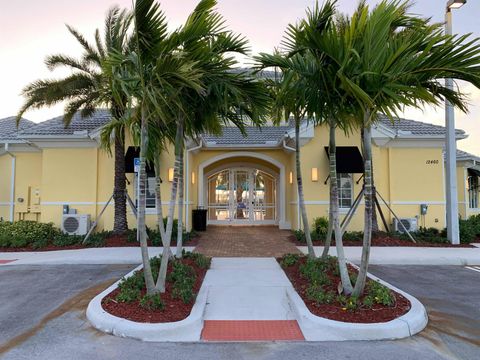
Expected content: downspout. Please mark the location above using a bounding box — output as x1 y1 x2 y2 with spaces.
5 144 16 222
283 138 300 229
185 139 203 230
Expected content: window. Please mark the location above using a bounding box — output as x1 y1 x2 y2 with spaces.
337 173 353 208
135 174 157 208
468 175 479 209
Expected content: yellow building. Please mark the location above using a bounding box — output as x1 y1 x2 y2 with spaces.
1 110 478 234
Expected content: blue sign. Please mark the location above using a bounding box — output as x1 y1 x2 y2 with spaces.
134 158 140 173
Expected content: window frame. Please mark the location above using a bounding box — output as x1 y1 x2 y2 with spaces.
468 175 479 209
337 173 353 209
134 173 157 209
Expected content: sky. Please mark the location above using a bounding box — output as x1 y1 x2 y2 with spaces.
1 0 480 153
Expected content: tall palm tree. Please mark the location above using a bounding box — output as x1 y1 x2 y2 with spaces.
117 0 205 295
260 1 359 293
335 0 480 295
17 7 133 235
255 52 317 258
155 0 270 292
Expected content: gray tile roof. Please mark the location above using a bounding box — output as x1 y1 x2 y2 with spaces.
378 115 465 137
456 149 480 162
0 117 35 141
202 123 294 146
19 109 111 137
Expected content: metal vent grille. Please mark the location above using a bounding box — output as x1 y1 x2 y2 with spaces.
63 216 80 233
399 219 412 231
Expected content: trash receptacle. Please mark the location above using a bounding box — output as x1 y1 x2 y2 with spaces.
192 207 208 231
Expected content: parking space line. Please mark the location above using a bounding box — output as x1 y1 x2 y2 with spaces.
465 266 480 273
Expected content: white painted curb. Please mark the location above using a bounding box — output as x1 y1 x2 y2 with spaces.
286 269 428 341
86 264 209 342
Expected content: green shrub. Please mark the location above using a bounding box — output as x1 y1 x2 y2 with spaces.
312 217 329 237
0 221 59 248
116 287 141 303
280 253 300 267
118 271 145 292
182 251 211 269
139 293 164 310
52 233 83 247
343 231 363 242
306 285 335 305
337 294 359 311
459 218 477 244
368 280 395 306
293 230 305 242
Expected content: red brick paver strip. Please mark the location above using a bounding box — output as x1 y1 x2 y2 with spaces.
0 259 17 264
195 226 300 257
201 320 305 341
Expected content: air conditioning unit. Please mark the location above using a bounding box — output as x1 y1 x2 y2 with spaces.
393 218 417 234
62 214 90 235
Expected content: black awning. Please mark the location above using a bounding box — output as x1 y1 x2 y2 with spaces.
468 168 480 177
125 146 155 175
324 146 364 174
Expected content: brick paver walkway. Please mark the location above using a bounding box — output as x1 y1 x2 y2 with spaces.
194 226 300 257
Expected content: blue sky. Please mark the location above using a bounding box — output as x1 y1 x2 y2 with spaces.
1 0 479 152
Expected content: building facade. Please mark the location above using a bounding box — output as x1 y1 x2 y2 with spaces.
1 111 479 233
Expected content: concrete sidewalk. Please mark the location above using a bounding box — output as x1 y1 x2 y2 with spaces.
298 246 480 265
203 258 295 320
0 247 195 266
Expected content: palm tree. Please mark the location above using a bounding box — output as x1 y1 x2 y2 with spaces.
259 1 358 292
334 0 480 296
17 7 133 235
255 52 317 258
156 0 270 291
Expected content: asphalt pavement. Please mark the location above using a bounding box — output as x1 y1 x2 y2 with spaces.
0 264 478 360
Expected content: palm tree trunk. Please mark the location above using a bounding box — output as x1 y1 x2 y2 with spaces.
112 115 128 235
327 123 353 294
138 105 156 295
154 155 166 244
295 116 315 257
155 116 184 292
175 146 185 258
353 121 373 296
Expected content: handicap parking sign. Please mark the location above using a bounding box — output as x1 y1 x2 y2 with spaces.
134 158 140 173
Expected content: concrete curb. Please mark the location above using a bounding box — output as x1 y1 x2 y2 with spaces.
286 269 428 341
86 264 209 342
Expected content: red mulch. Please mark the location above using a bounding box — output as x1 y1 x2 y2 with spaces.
0 234 200 252
288 235 474 248
279 257 411 323
102 258 207 323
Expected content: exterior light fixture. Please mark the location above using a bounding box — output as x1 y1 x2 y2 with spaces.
447 0 466 10
168 167 174 182
191 171 195 185
289 171 293 184
311 168 318 182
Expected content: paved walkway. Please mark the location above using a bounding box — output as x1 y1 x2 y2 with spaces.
299 246 480 265
201 258 304 341
0 247 195 266
195 226 300 257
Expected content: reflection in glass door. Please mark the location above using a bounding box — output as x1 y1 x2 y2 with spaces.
207 168 277 224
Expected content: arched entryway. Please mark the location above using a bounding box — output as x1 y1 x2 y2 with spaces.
206 167 277 225
198 152 287 228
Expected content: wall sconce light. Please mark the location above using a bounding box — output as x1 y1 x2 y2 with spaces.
191 171 195 185
311 168 318 182
289 171 293 184
168 167 174 182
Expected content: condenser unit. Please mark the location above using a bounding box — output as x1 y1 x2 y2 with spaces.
393 218 418 234
61 214 90 235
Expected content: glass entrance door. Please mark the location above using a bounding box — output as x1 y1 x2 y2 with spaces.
207 167 277 224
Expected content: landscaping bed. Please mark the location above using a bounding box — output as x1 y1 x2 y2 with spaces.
278 254 411 323
0 220 198 252
289 234 474 248
101 252 210 323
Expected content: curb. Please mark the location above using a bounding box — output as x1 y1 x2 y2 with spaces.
86 264 209 342
286 269 428 341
